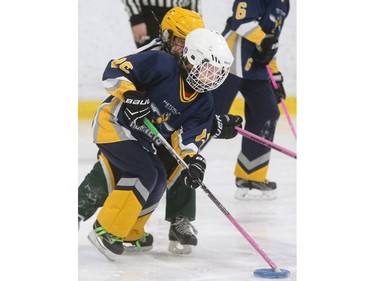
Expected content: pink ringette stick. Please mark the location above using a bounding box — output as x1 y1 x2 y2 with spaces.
235 126 296 159
203 187 280 271
144 118 281 272
266 65 297 139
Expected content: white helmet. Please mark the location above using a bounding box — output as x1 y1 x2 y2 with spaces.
182 28 234 93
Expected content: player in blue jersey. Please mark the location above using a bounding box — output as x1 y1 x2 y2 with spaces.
85 27 234 260
78 8 242 255
211 0 290 200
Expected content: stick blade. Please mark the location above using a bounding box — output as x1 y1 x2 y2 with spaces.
253 268 290 279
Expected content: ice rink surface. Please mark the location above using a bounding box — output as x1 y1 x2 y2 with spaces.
78 118 297 281
4 1 375 281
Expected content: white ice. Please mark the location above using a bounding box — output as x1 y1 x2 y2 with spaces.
78 117 297 281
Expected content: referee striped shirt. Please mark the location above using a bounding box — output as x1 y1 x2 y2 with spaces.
122 0 201 26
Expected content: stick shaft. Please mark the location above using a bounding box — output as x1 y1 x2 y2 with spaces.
200 185 278 270
280 99 297 138
144 118 279 270
235 126 296 159
144 118 189 169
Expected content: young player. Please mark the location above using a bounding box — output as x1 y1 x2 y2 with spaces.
79 7 242 255
211 0 290 200
84 27 234 260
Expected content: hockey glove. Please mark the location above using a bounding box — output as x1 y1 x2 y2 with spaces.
273 72 286 103
181 154 206 189
211 114 243 139
123 90 151 127
252 34 279 65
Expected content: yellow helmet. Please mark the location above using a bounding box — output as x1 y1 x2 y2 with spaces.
161 7 205 40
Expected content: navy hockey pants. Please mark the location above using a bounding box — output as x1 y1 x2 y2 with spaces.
212 73 280 176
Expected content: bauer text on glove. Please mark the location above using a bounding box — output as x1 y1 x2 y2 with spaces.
123 90 152 127
181 154 206 189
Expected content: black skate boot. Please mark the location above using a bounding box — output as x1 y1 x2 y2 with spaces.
123 232 154 252
168 216 198 255
235 177 277 200
87 220 124 260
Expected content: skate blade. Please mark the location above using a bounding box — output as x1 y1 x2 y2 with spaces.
235 188 277 200
168 241 193 255
87 230 117 261
122 243 153 253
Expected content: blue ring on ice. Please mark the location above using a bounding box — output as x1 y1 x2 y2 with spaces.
253 268 290 279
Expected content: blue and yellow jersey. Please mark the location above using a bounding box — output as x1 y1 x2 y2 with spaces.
92 50 214 155
223 0 289 79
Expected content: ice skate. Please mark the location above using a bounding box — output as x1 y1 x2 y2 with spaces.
168 216 198 255
122 232 153 252
87 220 124 261
234 177 277 200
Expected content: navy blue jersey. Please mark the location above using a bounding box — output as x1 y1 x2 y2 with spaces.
223 0 290 80
92 51 214 154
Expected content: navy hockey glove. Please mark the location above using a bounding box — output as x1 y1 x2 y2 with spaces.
181 154 206 189
273 72 286 103
123 91 151 127
252 34 279 65
211 114 243 139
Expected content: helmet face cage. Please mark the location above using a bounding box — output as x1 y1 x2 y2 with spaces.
161 29 185 56
183 59 230 93
170 36 185 56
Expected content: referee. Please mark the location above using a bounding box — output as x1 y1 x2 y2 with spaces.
122 0 201 47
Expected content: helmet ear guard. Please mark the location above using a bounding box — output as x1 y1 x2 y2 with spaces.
161 29 172 43
160 29 173 51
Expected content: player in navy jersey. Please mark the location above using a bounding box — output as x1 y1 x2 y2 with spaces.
85 27 234 260
211 0 290 200
79 8 206 254
78 8 242 255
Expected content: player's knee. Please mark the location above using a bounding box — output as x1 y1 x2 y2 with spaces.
138 167 160 190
